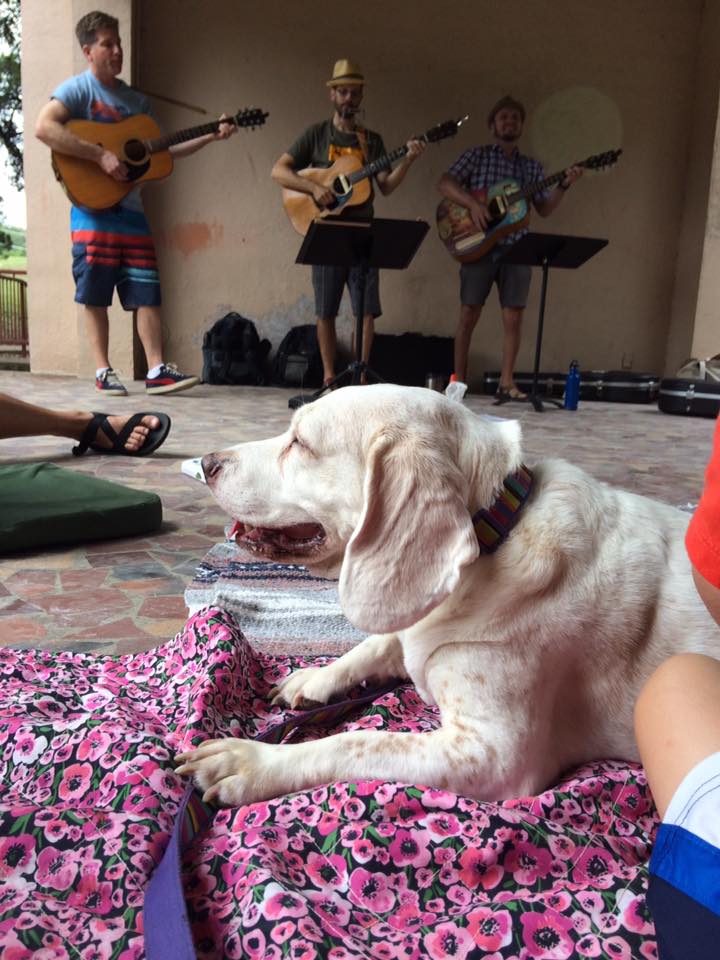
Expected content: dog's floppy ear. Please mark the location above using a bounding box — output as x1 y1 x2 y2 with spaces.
339 432 479 633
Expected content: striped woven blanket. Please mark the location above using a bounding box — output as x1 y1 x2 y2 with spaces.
185 542 365 654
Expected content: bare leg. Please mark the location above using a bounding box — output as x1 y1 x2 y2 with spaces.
136 306 164 371
635 653 720 818
84 305 111 370
0 392 160 452
316 315 337 383
351 314 375 383
454 304 482 381
499 306 524 389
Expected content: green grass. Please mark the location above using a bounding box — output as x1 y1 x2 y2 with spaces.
0 253 26 272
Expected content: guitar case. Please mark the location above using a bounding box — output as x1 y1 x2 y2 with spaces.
658 378 720 418
579 371 660 403
483 370 660 403
483 371 565 398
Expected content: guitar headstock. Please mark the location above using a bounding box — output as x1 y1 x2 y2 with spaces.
425 116 469 144
233 107 269 131
581 149 622 171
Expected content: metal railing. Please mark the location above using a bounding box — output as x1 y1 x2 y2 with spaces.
0 269 28 355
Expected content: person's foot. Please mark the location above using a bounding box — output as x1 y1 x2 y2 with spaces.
95 368 128 396
146 363 200 395
76 412 161 452
494 383 528 404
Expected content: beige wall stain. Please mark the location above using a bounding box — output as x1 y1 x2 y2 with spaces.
156 220 225 256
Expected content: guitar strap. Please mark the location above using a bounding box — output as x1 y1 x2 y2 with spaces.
355 125 370 163
143 675 403 959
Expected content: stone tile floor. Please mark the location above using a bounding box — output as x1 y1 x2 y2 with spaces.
0 370 715 655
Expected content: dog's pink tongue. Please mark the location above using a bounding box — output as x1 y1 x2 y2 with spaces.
228 520 244 540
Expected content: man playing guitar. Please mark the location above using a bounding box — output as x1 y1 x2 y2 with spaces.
437 95 583 402
271 59 425 386
35 10 237 396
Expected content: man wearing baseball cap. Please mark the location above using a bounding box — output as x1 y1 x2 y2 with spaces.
272 59 425 386
437 95 583 401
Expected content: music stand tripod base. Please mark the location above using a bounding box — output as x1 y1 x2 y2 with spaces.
288 217 430 408
499 232 608 413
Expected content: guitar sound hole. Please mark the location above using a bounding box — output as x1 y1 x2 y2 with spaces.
332 176 351 198
124 139 148 164
488 198 504 218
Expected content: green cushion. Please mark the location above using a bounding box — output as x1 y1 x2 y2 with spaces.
0 463 162 553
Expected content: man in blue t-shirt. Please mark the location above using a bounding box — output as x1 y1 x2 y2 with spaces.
35 10 236 396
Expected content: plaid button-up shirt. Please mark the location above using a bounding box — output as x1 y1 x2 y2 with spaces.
447 144 549 245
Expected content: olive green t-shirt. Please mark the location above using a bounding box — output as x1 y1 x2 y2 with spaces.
287 119 386 219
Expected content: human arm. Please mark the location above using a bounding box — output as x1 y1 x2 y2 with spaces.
635 420 720 818
437 170 489 230
376 138 426 196
168 113 237 159
534 164 583 217
270 151 335 207
635 651 720 818
35 98 128 180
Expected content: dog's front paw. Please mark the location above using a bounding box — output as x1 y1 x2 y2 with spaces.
175 738 281 806
271 665 345 708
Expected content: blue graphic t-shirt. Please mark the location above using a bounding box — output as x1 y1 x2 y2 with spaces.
51 70 153 212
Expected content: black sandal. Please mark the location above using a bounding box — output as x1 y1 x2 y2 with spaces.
493 385 528 405
72 412 171 457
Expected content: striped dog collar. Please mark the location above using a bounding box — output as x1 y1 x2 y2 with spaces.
472 464 534 554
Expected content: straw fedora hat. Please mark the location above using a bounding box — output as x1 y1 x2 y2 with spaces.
327 58 364 87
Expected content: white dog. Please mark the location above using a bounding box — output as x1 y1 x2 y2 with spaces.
176 384 718 806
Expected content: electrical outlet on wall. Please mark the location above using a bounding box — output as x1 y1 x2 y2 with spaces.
621 352 633 370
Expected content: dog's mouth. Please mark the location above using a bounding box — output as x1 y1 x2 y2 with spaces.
228 519 326 556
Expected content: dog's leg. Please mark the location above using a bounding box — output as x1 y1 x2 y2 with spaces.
176 653 537 807
176 724 497 807
270 632 407 708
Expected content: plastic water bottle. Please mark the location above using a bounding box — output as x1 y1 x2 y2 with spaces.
563 361 581 411
445 373 468 403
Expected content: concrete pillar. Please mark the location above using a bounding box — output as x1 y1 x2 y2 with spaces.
692 98 720 363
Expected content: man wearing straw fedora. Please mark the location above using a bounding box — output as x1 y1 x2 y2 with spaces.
272 58 425 386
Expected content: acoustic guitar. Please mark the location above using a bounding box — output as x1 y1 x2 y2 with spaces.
436 148 622 263
51 107 269 210
282 117 467 236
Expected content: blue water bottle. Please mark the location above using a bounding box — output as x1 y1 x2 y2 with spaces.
563 361 581 411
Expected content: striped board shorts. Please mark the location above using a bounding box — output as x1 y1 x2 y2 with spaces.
647 750 720 958
71 205 161 309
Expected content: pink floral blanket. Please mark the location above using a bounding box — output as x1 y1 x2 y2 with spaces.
0 607 658 958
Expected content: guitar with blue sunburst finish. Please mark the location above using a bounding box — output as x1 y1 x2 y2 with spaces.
436 148 622 263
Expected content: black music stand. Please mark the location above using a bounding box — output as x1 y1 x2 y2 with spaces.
288 217 430 408
500 232 608 412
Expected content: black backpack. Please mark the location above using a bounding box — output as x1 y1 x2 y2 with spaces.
201 313 271 385
272 324 323 388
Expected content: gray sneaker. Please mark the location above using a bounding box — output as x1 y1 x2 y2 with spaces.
95 368 128 396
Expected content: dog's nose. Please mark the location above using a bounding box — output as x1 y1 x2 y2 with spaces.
202 453 225 483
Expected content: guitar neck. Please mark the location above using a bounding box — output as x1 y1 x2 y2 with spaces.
146 118 225 154
348 135 428 185
507 166 582 204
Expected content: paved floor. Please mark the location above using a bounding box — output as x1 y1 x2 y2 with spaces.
0 370 714 655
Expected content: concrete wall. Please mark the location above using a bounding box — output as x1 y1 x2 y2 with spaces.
665 0 720 374
23 0 720 386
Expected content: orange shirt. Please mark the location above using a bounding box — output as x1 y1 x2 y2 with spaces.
686 417 720 588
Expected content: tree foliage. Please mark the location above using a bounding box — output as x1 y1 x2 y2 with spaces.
0 0 21 190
